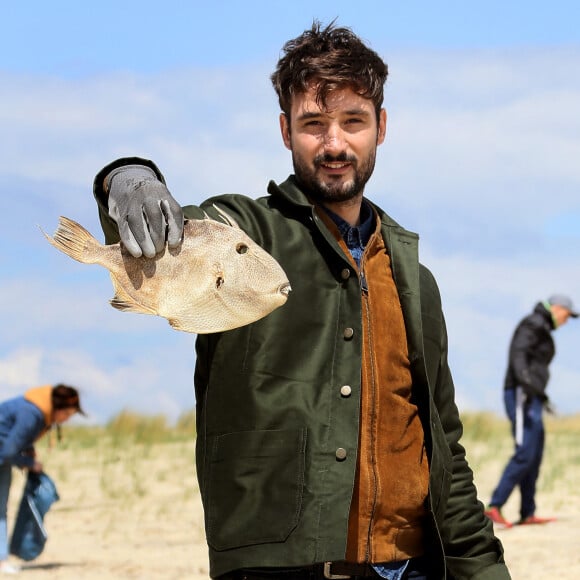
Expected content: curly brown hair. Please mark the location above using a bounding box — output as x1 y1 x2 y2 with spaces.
271 20 388 120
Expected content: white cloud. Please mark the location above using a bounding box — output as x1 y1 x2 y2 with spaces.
0 348 44 390
377 47 580 214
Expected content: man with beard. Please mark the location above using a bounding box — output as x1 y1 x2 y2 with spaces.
91 21 510 580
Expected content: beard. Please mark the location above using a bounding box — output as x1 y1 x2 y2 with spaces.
292 149 377 204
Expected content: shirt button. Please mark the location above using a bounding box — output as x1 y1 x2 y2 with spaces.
343 327 354 340
340 269 351 280
340 385 352 397
335 448 347 461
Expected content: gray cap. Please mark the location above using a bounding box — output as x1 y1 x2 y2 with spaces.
548 294 579 318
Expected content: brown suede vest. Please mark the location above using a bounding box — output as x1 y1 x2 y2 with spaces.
318 209 429 563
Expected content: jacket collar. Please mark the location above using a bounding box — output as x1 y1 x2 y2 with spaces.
268 176 409 229
267 176 312 209
535 301 556 330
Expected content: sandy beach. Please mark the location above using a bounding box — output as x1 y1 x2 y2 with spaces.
4 419 579 579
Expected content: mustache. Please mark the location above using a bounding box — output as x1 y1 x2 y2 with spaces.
314 152 357 165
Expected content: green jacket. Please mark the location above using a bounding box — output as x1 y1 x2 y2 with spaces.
94 159 510 580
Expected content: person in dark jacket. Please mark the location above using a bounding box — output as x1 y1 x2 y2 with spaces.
0 384 84 574
485 295 578 529
89 21 510 579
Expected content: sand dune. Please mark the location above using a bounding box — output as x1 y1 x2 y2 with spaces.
5 420 579 579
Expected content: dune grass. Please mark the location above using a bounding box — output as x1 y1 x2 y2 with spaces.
42 408 197 501
43 408 580 510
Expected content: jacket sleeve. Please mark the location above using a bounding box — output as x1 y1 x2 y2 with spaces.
422 269 511 580
0 407 45 469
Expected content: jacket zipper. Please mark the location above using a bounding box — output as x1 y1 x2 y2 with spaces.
361 264 378 562
360 269 369 294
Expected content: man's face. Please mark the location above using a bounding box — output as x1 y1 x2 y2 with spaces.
279 85 386 204
551 304 572 327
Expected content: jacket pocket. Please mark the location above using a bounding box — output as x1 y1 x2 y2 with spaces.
205 428 307 551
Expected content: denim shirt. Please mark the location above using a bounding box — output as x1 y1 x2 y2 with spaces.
321 202 409 580
321 200 374 268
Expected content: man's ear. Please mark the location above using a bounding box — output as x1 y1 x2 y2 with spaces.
377 108 387 145
279 113 292 150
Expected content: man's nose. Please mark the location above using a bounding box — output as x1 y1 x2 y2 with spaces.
323 125 346 152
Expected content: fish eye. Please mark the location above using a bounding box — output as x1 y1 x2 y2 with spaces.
236 243 248 254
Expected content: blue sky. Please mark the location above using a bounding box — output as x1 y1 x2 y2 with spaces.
1 1 579 423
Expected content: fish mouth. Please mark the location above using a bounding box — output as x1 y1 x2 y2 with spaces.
279 283 292 297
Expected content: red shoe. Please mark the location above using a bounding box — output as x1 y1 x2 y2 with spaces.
484 506 513 529
516 515 557 525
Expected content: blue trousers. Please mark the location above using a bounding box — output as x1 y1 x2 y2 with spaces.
0 463 12 561
490 388 545 519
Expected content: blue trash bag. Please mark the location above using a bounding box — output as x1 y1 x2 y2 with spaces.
9 471 60 561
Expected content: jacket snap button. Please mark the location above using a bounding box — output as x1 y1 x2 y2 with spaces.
341 268 351 280
335 448 347 460
343 327 354 339
340 385 352 397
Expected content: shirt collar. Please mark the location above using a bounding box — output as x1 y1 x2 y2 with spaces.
321 200 375 248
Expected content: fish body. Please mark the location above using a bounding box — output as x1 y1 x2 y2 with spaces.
44 211 291 333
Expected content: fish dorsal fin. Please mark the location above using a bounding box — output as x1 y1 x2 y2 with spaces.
212 205 240 228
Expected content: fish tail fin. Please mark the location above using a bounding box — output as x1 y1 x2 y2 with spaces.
42 216 102 264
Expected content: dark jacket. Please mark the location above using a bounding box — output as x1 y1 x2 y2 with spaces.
94 159 510 580
503 302 555 399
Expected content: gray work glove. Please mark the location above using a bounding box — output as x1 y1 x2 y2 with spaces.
106 164 184 258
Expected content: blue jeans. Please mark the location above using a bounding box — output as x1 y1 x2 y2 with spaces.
490 388 545 519
0 463 12 561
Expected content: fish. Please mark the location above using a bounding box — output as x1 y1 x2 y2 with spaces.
43 208 291 334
